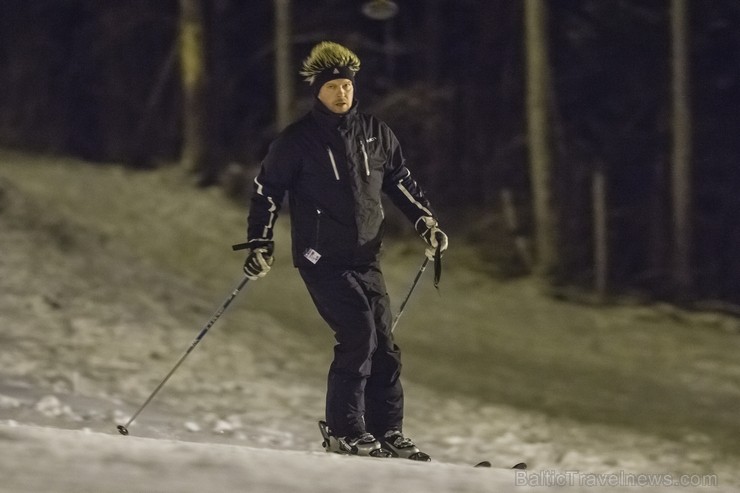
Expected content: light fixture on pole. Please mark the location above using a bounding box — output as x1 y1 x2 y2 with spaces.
361 0 399 21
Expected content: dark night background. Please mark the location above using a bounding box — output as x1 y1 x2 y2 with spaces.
1 0 739 303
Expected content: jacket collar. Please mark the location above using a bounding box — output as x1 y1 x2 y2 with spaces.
311 99 359 132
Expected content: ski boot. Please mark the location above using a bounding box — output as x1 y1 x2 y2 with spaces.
318 421 391 458
380 430 431 461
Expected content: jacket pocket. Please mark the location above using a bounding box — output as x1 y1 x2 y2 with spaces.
300 205 357 263
359 140 370 177
326 146 340 181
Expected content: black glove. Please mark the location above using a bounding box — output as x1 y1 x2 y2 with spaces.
415 216 449 260
242 240 274 280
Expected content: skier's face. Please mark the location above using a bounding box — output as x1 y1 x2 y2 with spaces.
317 78 354 114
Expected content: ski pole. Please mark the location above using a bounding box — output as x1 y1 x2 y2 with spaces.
391 232 445 334
117 274 250 436
391 257 429 333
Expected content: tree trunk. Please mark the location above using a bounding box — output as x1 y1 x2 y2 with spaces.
592 162 608 300
501 188 534 271
524 0 558 280
649 156 669 291
670 0 692 296
274 0 293 131
178 0 208 174
422 0 441 84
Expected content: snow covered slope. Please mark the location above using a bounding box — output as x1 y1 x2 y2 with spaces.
1 156 738 492
0 422 517 493
0 422 725 493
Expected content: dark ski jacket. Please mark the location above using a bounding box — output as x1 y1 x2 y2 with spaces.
247 100 436 269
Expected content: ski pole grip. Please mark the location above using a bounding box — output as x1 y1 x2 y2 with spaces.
232 242 249 251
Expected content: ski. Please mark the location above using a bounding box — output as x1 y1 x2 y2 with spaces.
475 460 528 470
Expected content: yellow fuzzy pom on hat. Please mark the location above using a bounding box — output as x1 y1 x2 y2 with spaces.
299 41 361 86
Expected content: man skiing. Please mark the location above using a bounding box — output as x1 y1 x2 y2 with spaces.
242 41 448 460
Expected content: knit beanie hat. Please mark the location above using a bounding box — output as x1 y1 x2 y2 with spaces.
299 41 361 95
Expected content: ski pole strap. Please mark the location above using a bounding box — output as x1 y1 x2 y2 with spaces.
433 232 443 289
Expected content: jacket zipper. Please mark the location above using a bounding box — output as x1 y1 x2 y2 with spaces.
314 208 322 249
359 140 370 176
326 146 340 181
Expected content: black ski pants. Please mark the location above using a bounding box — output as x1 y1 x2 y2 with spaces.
299 262 404 439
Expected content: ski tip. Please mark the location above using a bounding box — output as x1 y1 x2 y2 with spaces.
409 452 432 462
474 460 527 469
